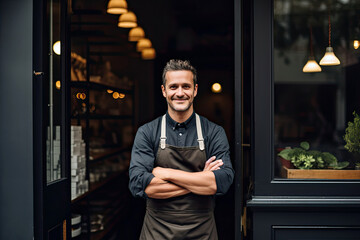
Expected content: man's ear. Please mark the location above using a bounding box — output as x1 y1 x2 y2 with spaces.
161 85 166 98
194 84 198 98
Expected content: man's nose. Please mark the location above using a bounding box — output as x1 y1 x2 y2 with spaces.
176 87 184 96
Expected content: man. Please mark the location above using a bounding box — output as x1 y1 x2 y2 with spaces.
129 59 234 240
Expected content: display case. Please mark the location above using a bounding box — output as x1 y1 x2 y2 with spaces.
69 35 135 239
246 0 360 239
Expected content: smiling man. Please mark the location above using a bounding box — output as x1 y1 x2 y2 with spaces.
129 59 234 240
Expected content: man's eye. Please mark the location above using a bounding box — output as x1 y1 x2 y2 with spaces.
170 86 176 89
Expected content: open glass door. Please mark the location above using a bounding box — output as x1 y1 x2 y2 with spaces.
34 0 71 239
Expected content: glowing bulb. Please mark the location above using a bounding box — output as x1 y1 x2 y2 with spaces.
319 47 340 66
354 40 359 49
80 93 86 100
119 93 125 99
302 57 322 73
107 89 114 94
76 93 81 99
55 81 61 89
53 41 61 55
113 92 120 99
211 83 222 93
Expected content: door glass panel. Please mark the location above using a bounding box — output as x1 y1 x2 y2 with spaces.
274 0 360 179
47 0 62 183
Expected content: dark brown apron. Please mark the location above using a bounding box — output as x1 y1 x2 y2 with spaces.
139 114 217 240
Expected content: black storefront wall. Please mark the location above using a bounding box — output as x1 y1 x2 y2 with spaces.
0 0 34 239
247 0 360 239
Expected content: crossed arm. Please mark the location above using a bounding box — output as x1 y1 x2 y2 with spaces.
145 156 223 199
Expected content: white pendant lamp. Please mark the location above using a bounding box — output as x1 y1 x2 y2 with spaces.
303 26 321 73
129 27 145 42
107 0 128 14
136 38 152 52
142 48 156 60
320 11 340 66
118 11 137 28
303 57 322 72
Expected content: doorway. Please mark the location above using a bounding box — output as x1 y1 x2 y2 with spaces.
69 0 238 239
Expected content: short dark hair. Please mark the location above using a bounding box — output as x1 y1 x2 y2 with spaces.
162 59 197 86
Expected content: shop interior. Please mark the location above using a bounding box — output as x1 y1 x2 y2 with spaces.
65 0 236 239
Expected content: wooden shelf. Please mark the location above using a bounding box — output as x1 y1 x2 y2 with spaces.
90 196 129 240
70 81 133 94
90 147 131 163
71 172 124 204
71 113 132 120
281 166 360 179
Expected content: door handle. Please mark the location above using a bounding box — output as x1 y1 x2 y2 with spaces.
33 71 44 76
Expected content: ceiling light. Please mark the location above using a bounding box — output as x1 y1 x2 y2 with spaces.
303 26 321 73
53 41 61 55
320 11 340 66
107 0 128 14
354 40 359 49
118 11 137 28
141 48 156 60
129 27 145 42
137 38 152 52
211 83 222 93
55 81 61 89
303 57 322 72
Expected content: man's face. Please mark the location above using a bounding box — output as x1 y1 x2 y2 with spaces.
161 70 198 113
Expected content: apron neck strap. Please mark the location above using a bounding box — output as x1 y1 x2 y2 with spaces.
160 113 205 151
195 114 205 151
160 114 167 149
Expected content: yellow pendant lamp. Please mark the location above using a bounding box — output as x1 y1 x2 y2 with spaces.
136 38 152 52
320 11 340 66
107 0 128 14
303 26 321 73
142 48 156 60
118 11 137 28
129 27 145 42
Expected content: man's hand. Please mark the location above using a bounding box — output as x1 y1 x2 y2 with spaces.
152 167 168 180
203 156 223 171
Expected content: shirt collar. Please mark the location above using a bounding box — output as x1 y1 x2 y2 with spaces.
166 111 196 130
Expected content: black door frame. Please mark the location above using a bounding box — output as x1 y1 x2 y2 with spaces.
33 0 71 239
234 0 244 239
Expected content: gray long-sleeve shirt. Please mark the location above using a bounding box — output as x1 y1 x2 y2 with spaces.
129 112 234 198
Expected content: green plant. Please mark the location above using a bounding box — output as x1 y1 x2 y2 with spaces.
278 141 349 170
344 111 360 154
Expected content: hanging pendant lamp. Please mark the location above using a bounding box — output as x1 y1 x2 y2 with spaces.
136 38 152 52
303 25 321 72
118 11 137 28
142 48 156 60
320 11 340 66
107 0 128 15
129 27 145 42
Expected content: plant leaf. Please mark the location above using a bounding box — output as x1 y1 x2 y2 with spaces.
331 161 349 170
321 152 337 165
278 148 292 160
300 141 310 150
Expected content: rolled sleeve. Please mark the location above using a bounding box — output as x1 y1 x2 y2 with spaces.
129 126 156 198
208 126 234 195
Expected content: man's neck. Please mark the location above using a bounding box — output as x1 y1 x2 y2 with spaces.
168 107 194 123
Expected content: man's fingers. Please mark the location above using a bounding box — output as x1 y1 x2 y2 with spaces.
204 156 216 170
209 160 223 171
208 159 223 168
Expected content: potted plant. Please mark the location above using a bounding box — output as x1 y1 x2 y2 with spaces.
278 141 349 170
344 111 360 168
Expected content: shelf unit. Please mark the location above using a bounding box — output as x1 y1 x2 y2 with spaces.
70 38 135 239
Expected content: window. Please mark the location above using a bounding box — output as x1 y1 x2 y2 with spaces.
274 0 360 180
